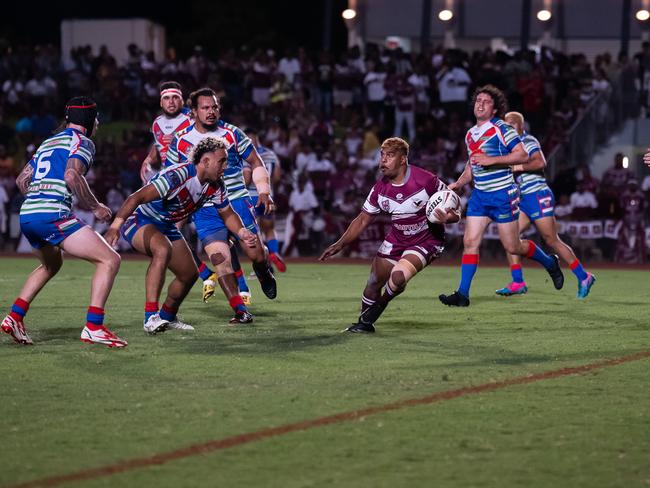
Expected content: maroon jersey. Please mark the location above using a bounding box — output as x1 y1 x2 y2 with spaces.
362 165 446 249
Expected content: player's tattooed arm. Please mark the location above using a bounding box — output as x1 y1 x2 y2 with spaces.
64 158 113 222
64 158 100 210
15 164 34 195
319 211 376 261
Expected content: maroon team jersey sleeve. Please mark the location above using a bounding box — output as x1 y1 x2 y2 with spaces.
424 172 445 195
362 182 382 214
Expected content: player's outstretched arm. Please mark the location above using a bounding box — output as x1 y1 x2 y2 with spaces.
319 211 375 261
448 161 472 192
15 164 34 195
218 204 258 248
64 158 111 222
104 184 160 246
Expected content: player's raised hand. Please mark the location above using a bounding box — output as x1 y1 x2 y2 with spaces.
238 228 258 248
644 149 650 166
319 242 344 261
93 203 112 223
257 193 276 215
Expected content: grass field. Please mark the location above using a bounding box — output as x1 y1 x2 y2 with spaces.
1 258 649 488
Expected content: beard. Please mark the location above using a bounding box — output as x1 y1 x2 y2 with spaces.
202 120 218 131
163 106 183 118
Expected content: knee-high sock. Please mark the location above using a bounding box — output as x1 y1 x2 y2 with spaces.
458 254 479 297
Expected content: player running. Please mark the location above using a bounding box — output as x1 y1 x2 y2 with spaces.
166 87 277 323
495 112 595 299
244 129 286 272
320 137 459 333
2 97 127 348
439 85 564 307
105 137 258 333
230 128 286 305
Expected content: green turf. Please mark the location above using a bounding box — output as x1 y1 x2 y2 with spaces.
0 259 648 488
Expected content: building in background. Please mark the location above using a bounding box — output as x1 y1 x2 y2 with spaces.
61 18 165 66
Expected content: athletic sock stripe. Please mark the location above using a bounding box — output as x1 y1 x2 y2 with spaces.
461 254 479 265
526 241 536 258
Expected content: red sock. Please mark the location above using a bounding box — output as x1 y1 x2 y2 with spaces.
86 306 105 331
9 298 30 321
229 295 246 312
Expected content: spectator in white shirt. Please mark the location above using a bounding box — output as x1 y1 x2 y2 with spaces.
278 49 301 85
363 60 387 124
436 61 471 118
570 181 598 220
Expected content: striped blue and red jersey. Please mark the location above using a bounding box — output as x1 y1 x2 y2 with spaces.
466 117 522 192
151 107 192 164
166 120 254 200
137 163 229 224
516 132 550 195
21 128 95 218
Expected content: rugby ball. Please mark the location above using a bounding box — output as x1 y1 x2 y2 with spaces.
425 189 461 223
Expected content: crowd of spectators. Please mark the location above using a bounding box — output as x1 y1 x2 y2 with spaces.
0 40 648 260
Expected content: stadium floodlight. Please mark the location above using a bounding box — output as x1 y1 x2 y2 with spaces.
438 9 454 21
342 9 357 20
622 156 629 169
536 9 552 21
636 9 650 21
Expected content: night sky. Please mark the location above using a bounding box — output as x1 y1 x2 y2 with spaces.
1 0 349 55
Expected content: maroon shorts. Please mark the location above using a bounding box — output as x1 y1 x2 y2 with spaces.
376 234 444 265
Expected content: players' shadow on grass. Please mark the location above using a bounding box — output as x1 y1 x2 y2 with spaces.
31 326 82 343
382 319 459 331
176 333 348 356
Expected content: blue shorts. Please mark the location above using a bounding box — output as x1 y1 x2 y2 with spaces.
250 196 273 221
467 185 520 223
121 211 183 247
193 197 258 247
20 213 86 249
519 188 555 221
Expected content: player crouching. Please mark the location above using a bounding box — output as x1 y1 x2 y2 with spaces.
104 137 258 332
319 137 459 333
